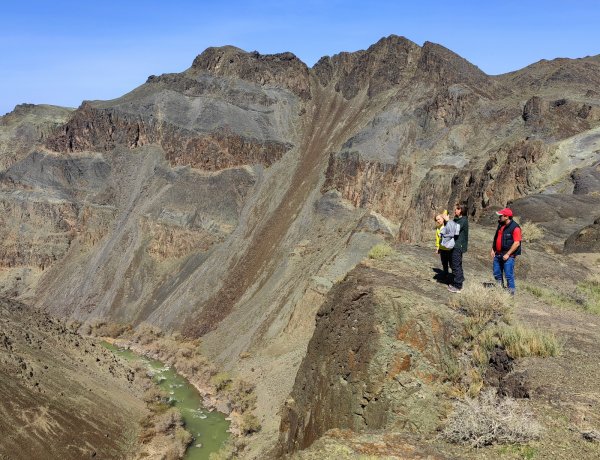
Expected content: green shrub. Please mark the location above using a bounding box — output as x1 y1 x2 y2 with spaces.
481 324 561 359
368 243 394 260
211 372 232 392
240 413 261 435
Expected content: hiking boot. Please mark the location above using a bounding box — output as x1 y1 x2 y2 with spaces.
447 285 462 293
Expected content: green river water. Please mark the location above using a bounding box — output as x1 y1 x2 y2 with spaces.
101 342 230 459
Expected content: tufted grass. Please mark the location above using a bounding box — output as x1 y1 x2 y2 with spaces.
368 243 394 260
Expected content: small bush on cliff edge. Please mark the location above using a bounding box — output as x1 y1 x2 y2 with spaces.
211 372 232 392
442 389 541 447
451 285 513 340
239 413 261 435
484 324 561 359
368 243 394 260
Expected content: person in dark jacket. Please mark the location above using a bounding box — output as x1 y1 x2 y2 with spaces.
490 207 522 295
448 203 469 293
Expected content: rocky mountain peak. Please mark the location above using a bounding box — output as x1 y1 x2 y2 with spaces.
190 45 311 99
417 41 491 89
312 34 421 99
312 35 496 100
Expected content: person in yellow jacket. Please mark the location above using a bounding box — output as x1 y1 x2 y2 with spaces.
435 210 452 282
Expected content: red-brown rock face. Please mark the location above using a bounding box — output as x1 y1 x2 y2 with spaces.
45 103 292 171
323 151 413 222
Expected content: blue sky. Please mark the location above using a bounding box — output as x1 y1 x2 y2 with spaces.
1 0 599 115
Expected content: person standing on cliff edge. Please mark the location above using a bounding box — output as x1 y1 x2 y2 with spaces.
448 203 468 293
490 207 522 295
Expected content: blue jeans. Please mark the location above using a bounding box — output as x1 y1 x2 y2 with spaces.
493 255 515 294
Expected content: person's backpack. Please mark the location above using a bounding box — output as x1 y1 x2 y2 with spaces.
440 221 460 249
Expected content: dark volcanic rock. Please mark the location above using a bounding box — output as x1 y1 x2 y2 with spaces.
191 46 311 100
313 35 421 99
323 150 413 222
564 217 600 253
572 161 600 195
45 103 292 171
417 41 493 91
278 262 460 454
484 346 531 399
522 96 598 141
5 37 600 459
313 36 495 100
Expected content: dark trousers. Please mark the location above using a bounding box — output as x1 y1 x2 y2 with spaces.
451 248 464 289
439 250 452 277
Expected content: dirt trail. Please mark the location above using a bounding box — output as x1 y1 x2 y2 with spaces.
185 83 373 337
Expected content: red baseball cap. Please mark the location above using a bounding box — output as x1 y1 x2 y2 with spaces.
496 208 513 217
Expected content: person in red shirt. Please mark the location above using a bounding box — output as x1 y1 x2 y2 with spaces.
490 208 522 295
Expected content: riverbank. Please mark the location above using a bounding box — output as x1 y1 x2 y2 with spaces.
103 341 230 459
93 323 261 458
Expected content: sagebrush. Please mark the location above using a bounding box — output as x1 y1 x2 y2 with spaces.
442 389 541 447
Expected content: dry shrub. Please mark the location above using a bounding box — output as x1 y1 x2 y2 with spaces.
228 380 257 413
147 337 180 363
144 387 170 413
176 341 196 359
174 427 193 455
521 221 543 243
66 320 82 332
94 321 130 338
164 447 180 460
368 243 394 260
451 284 512 320
143 386 169 405
177 355 213 378
208 440 237 460
132 323 163 345
78 322 92 335
154 408 183 433
442 389 541 447
138 427 155 444
239 413 261 435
